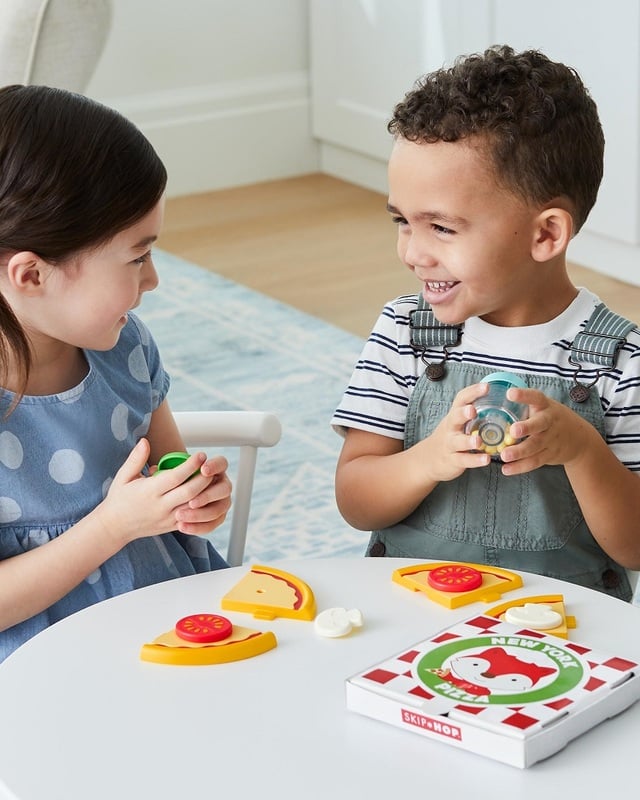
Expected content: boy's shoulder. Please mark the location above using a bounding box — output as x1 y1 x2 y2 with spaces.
381 293 419 320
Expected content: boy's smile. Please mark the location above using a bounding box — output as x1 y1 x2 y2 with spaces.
387 137 576 327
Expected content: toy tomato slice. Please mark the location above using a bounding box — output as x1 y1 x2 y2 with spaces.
427 564 483 593
175 613 233 643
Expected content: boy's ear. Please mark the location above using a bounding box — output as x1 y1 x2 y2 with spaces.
5 252 50 294
531 207 573 262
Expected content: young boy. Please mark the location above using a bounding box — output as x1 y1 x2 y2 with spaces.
332 45 640 600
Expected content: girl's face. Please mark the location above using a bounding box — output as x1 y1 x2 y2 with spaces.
39 199 164 351
387 138 572 327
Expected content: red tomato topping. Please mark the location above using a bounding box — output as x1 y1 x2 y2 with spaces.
175 613 233 643
427 565 483 593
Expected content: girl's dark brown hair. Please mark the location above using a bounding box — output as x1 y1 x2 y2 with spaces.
0 85 167 402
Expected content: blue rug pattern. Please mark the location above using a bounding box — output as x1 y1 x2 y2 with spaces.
137 250 367 562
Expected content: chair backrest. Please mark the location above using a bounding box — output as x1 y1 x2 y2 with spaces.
173 410 282 567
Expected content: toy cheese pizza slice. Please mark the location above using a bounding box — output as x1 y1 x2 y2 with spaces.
485 594 577 639
221 565 316 621
140 613 277 666
393 561 523 609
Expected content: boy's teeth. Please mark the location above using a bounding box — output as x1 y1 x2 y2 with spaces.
427 281 456 291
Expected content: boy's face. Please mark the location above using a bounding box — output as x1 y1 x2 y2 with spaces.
387 137 566 327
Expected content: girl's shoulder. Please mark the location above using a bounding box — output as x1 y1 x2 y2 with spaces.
122 313 156 349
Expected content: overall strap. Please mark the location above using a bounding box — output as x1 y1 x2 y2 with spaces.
409 295 462 380
409 295 462 348
570 303 636 368
568 302 637 402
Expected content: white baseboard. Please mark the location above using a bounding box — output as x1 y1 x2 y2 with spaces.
96 71 320 198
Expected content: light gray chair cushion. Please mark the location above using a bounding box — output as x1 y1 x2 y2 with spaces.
0 0 112 91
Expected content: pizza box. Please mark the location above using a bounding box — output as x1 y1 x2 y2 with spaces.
346 614 640 768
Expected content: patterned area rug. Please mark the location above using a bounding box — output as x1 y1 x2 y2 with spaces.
137 250 367 562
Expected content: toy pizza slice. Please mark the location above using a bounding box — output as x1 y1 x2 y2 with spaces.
221 564 316 621
392 561 523 609
485 594 577 639
140 613 277 665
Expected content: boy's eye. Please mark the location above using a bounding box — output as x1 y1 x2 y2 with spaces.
433 224 455 235
390 215 408 226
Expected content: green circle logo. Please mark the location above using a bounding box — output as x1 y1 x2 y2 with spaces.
416 635 584 705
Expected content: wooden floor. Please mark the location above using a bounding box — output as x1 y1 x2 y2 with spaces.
159 174 640 338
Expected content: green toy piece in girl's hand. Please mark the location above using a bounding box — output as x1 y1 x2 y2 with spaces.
156 451 200 478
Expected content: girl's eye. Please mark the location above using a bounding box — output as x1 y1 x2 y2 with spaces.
132 251 151 265
390 215 408 226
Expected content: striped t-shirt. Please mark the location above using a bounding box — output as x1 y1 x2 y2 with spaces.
332 288 640 471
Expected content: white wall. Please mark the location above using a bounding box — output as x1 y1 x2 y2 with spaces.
86 0 319 197
309 0 640 287
82 0 640 287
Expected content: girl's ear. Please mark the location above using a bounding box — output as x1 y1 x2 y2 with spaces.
531 206 573 263
5 252 49 294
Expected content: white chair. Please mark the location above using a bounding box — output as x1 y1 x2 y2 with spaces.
173 410 282 567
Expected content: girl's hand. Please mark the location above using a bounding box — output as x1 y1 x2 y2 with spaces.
174 455 232 535
97 440 229 545
499 388 590 475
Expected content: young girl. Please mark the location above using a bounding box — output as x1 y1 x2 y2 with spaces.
0 85 231 662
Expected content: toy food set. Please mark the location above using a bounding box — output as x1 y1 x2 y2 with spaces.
464 371 528 457
141 566 318 665
315 607 364 638
485 594 577 639
346 613 640 768
393 562 523 608
221 564 317 621
140 611 277 666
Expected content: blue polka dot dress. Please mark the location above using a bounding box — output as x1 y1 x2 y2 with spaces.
0 314 227 662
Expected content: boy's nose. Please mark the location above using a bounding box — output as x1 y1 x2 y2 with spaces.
403 238 437 270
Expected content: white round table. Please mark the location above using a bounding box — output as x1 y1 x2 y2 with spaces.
0 558 638 799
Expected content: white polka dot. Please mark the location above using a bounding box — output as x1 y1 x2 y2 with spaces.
128 345 150 383
85 568 102 585
49 449 85 484
0 431 23 469
102 476 113 498
111 404 129 441
27 529 50 547
0 496 21 523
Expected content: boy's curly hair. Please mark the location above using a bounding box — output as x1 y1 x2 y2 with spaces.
388 45 604 232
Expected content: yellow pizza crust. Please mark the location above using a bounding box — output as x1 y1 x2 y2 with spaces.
392 561 523 609
485 594 577 639
140 625 277 665
221 564 316 621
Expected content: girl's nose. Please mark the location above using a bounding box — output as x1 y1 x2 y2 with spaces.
141 258 159 292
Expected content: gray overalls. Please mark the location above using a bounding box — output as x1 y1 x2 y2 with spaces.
367 298 636 601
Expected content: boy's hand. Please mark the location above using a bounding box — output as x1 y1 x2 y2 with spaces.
498 387 590 475
424 381 491 481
